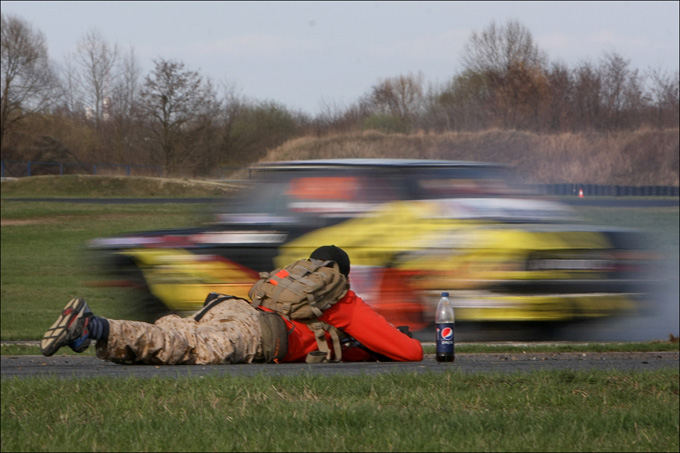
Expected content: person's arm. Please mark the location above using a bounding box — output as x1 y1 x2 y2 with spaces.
321 290 423 362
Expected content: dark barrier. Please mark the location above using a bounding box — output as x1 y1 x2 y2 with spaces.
527 183 678 197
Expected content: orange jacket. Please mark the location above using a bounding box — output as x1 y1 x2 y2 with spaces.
277 289 424 362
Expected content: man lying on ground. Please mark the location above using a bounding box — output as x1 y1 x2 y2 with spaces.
41 245 423 364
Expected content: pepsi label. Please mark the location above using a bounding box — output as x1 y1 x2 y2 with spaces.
436 322 455 362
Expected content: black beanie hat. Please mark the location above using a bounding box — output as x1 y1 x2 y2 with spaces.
310 245 350 277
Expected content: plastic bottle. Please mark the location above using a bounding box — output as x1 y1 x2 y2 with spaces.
435 291 455 362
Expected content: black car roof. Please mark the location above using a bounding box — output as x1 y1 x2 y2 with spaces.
251 158 506 170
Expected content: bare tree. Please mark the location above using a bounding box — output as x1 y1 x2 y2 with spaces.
570 61 602 130
598 52 642 129
430 70 496 131
139 58 221 175
369 73 426 121
0 14 58 149
313 98 372 135
110 46 140 119
221 98 303 169
453 20 550 130
57 56 85 118
544 62 573 131
75 29 118 130
105 46 143 163
649 69 680 128
461 20 546 74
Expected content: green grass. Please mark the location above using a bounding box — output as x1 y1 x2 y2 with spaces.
573 205 679 257
2 370 678 452
1 201 211 339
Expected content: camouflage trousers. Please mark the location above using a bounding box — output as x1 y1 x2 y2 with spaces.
95 297 264 365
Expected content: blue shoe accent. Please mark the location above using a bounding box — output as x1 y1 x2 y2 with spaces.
69 317 91 352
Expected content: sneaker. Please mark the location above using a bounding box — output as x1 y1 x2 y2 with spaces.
41 298 93 356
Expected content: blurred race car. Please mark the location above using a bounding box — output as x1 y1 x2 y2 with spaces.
88 159 653 339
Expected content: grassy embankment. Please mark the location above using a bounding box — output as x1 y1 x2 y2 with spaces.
248 128 680 186
5 128 679 186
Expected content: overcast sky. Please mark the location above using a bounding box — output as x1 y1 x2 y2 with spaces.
2 1 678 115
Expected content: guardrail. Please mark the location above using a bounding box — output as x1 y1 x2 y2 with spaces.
527 183 679 197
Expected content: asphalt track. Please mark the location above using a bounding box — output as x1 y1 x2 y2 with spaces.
2 351 677 379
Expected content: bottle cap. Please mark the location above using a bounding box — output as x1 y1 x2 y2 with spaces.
441 291 449 297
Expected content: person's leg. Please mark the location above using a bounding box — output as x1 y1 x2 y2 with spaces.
192 298 263 364
95 315 198 364
41 297 198 364
43 296 265 365
97 298 265 364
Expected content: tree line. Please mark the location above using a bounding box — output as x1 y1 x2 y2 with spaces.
1 16 678 177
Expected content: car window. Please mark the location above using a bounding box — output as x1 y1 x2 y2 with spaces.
287 176 359 201
218 164 529 222
218 169 403 221
284 170 404 216
408 166 526 199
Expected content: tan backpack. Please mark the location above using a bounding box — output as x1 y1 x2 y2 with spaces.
248 258 349 363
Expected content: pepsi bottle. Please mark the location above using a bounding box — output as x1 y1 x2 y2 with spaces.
435 291 455 362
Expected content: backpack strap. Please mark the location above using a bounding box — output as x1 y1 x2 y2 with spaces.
193 293 237 322
327 325 343 362
305 320 343 363
257 309 289 363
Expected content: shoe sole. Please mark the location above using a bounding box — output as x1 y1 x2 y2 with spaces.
40 298 87 356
